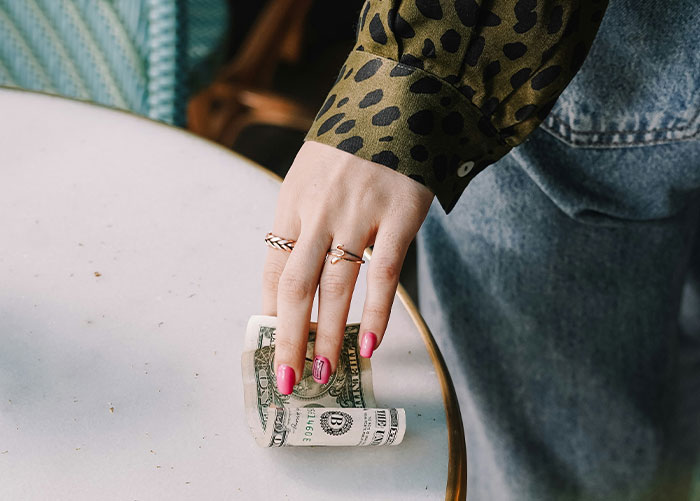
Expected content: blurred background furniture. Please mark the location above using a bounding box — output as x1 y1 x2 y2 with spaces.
191 0 363 178
0 0 230 126
187 0 315 148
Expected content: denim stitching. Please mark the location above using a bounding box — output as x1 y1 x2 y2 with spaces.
541 120 700 148
547 110 700 136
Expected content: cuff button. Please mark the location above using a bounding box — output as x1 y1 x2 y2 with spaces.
457 160 475 177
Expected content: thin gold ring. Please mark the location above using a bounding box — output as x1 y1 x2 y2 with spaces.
325 244 365 265
264 232 365 265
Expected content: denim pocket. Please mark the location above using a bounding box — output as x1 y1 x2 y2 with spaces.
541 0 700 148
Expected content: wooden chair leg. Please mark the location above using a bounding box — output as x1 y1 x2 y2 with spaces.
187 0 316 144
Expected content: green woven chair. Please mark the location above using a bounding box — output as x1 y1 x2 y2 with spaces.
0 0 229 126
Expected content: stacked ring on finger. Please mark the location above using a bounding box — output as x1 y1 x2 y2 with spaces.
325 243 364 265
264 232 365 265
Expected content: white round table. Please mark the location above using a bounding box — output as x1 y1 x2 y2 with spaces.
0 88 465 500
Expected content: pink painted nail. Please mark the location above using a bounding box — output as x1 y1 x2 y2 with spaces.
312 356 331 384
360 332 377 358
276 364 295 395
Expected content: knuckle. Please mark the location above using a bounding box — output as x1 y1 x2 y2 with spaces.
278 274 315 302
371 259 401 284
313 330 344 357
320 274 351 299
363 302 391 320
262 264 284 292
274 336 301 356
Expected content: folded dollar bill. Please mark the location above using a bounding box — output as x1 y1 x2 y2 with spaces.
242 315 406 447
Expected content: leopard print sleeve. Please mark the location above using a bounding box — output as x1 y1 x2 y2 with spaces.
304 0 608 213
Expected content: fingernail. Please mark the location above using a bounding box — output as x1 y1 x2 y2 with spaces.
312 356 331 384
276 364 295 395
360 332 377 358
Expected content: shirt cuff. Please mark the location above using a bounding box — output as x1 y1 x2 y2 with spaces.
304 49 512 213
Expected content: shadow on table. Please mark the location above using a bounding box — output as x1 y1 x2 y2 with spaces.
272 401 450 496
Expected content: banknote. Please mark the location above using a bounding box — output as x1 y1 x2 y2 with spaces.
241 315 406 447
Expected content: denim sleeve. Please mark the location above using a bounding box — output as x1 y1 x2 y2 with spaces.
304 0 609 213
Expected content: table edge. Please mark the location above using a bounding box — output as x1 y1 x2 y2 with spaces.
395 281 467 501
366 246 467 501
3 87 467 500
0 86 284 186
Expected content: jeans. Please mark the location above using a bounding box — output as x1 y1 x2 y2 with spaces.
416 0 700 499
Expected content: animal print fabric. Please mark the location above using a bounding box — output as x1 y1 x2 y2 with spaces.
305 0 608 213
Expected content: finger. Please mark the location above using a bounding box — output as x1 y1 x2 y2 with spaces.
312 235 367 384
262 248 290 316
274 227 332 394
358 225 412 358
261 214 300 316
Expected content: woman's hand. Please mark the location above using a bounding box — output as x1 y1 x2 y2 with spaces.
261 141 434 394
